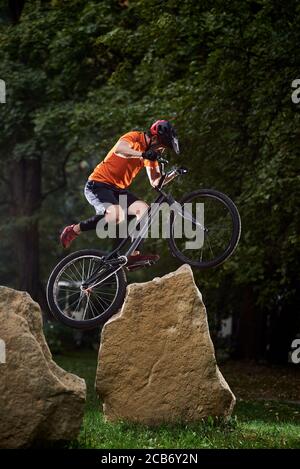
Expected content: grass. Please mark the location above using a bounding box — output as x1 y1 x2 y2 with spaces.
54 351 300 449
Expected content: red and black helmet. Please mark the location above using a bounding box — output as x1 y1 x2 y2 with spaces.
149 120 180 154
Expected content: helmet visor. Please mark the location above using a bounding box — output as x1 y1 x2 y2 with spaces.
155 122 180 154
172 135 180 154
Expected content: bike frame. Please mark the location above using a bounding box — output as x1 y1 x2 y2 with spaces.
108 189 174 259
81 183 174 289
81 163 204 290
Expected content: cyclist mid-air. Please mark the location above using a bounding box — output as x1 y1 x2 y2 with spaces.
60 120 180 268
48 120 241 329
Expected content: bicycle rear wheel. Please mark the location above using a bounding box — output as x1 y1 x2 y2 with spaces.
168 189 241 268
46 249 127 330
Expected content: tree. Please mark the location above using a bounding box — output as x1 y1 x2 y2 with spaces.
0 0 299 363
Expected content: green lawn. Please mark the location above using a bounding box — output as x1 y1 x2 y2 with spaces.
54 351 300 449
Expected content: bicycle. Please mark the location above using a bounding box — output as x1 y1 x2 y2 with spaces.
46 157 241 329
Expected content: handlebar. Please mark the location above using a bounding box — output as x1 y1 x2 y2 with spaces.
157 156 169 165
157 155 188 174
155 157 189 191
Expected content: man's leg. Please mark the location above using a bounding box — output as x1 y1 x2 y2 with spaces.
127 200 149 253
126 200 160 265
77 214 104 232
60 214 104 248
60 182 118 248
128 200 149 219
80 204 125 236
68 182 109 234
110 200 149 255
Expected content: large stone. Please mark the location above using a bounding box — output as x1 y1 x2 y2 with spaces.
0 286 86 448
96 264 235 425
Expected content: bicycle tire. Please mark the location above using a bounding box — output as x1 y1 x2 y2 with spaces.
167 189 241 268
46 249 127 330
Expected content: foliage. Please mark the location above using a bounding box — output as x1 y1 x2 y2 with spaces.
44 320 100 354
0 0 299 360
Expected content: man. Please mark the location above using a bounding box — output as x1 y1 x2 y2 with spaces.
60 119 179 266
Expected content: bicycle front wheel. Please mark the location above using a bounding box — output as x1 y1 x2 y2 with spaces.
167 189 241 268
46 249 127 330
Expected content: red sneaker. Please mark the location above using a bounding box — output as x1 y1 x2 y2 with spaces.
60 224 78 248
127 253 160 266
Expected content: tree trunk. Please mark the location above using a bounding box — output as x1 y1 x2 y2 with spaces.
8 0 26 22
10 156 41 302
232 286 265 360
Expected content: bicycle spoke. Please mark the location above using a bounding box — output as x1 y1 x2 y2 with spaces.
86 296 98 317
60 293 81 310
87 258 92 280
199 243 204 262
67 262 80 283
90 294 104 314
92 288 116 297
207 225 230 231
58 290 79 301
60 270 77 284
88 299 97 318
93 293 110 310
81 259 85 283
71 261 83 281
67 293 84 316
82 295 90 320
206 232 215 259
89 259 99 278
57 287 79 294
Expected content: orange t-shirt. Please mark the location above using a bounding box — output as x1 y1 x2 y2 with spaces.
89 131 159 189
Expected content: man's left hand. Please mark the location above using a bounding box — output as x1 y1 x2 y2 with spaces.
142 149 160 161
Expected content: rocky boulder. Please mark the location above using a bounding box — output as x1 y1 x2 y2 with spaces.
96 264 235 425
0 286 86 448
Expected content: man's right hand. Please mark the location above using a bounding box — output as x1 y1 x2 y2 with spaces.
142 149 160 161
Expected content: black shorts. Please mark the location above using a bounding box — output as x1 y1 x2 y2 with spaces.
84 180 140 215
